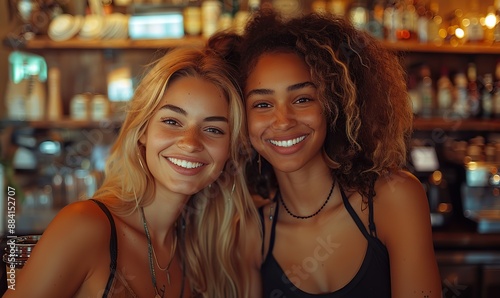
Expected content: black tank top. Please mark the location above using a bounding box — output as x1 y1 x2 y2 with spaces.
259 186 391 297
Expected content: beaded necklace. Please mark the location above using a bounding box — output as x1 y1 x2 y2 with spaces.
279 180 335 219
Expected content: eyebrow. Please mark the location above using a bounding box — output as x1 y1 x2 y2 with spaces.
160 104 228 122
246 81 316 98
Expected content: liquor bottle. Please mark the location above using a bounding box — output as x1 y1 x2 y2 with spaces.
453 72 469 119
494 0 500 42
463 0 484 43
436 66 453 117
481 73 494 119
416 0 429 43
383 0 400 42
493 61 500 118
349 0 369 31
184 0 202 36
327 0 347 16
427 1 443 44
408 73 422 116
312 0 327 14
234 0 260 34
366 0 384 39
484 6 497 43
201 0 222 38
398 0 418 41
47 67 62 121
467 63 481 118
418 65 434 118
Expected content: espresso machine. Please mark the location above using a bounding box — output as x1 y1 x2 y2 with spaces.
5 51 47 120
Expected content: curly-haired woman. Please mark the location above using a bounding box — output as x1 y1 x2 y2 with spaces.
238 9 441 298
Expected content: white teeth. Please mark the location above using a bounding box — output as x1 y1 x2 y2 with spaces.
269 136 306 147
168 157 204 169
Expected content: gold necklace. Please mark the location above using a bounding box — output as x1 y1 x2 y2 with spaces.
140 207 177 298
152 225 177 275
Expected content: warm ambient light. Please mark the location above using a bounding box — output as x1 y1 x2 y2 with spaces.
455 27 465 39
485 12 497 29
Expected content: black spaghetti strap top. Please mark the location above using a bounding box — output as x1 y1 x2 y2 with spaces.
90 199 118 298
259 186 391 297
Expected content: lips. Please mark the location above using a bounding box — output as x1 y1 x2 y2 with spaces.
268 135 306 148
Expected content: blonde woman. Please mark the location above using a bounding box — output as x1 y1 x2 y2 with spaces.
5 33 261 298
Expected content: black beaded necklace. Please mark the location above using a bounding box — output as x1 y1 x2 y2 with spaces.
279 180 335 219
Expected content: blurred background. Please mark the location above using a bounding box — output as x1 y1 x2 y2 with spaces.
1 0 500 296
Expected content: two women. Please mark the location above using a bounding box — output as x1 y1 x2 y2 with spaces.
6 8 441 297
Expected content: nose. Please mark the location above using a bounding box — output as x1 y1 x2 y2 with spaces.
177 127 203 152
272 104 296 130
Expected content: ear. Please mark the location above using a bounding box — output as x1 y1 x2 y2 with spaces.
139 133 146 145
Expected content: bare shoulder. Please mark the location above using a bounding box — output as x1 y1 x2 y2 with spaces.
53 199 111 232
374 170 428 210
373 170 431 244
3 200 114 297
40 199 112 254
373 173 442 296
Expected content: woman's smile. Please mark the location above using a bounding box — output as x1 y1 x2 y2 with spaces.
268 135 307 148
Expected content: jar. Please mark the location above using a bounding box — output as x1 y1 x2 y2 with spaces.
91 94 110 121
184 1 202 36
201 0 221 38
70 93 90 120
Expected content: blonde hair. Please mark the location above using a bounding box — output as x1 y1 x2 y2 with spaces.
94 33 260 297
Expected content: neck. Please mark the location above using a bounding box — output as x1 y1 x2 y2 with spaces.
275 164 334 215
141 192 189 244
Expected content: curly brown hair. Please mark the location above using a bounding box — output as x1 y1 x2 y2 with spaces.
238 9 413 199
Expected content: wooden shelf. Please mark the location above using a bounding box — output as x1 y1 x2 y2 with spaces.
413 118 500 131
7 36 500 53
0 118 122 129
382 40 500 54
9 36 206 50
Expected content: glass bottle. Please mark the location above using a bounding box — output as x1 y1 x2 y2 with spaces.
383 0 401 42
70 93 90 120
467 63 481 118
418 65 434 119
184 0 202 36
453 72 469 119
427 1 443 45
494 0 500 42
25 74 46 121
436 66 453 118
47 67 62 121
462 0 484 43
481 73 494 119
366 0 384 39
201 0 222 38
349 0 369 31
397 0 418 41
327 0 347 16
493 61 500 118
